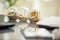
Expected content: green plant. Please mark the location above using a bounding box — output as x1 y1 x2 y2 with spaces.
6 0 17 6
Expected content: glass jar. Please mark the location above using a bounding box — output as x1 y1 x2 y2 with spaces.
7 6 17 20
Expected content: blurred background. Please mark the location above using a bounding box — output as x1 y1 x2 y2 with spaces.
0 0 60 19
0 0 60 40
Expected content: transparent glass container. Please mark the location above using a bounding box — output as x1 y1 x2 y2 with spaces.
7 6 17 20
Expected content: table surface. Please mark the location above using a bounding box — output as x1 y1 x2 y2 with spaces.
0 22 59 40
0 22 37 40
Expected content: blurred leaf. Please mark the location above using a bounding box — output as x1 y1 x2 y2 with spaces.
11 0 17 6
6 0 17 6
